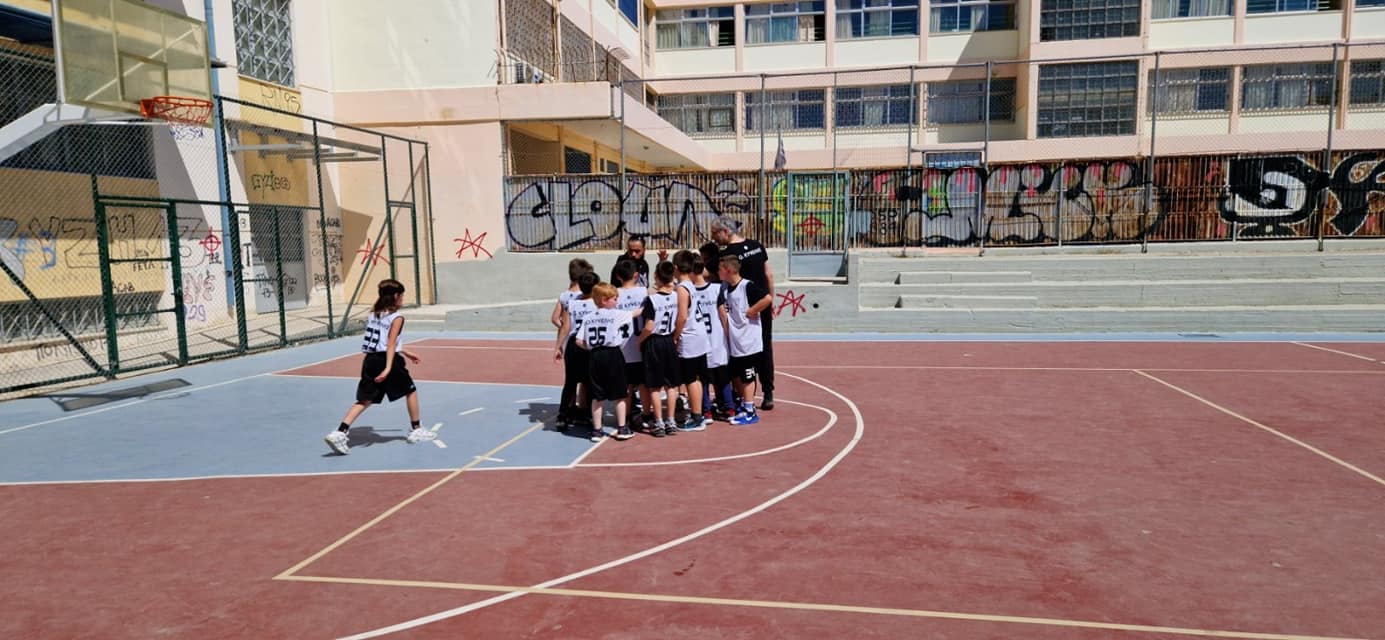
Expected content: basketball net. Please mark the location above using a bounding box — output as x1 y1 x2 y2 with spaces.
139 96 213 140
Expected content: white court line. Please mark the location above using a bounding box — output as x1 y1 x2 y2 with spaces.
457 408 484 417
411 345 551 352
1289 341 1380 363
566 430 610 467
433 441 448 449
0 349 357 438
779 364 1385 374
1133 370 1385 489
514 396 551 404
335 370 864 639
0 467 467 487
578 399 835 468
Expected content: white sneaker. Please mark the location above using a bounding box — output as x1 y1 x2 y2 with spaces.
406 427 436 443
325 430 350 454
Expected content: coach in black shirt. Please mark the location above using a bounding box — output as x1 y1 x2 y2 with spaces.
617 237 652 287
710 215 775 410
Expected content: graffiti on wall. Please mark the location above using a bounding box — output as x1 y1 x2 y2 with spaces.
504 151 1385 251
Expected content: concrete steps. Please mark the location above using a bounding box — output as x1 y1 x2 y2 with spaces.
864 278 1385 309
859 253 1385 284
855 305 1385 333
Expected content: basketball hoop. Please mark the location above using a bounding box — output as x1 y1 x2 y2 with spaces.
139 96 214 140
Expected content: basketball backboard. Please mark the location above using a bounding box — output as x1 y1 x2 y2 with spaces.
53 0 211 116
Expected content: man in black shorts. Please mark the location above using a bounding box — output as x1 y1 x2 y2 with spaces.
710 215 775 410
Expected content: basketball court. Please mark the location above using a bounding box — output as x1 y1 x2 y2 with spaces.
2 334 1384 639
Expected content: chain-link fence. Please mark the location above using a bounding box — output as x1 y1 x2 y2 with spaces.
0 45 435 398
501 41 1385 254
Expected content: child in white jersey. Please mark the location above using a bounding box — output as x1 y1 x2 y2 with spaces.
718 256 773 426
613 260 651 429
555 270 599 431
638 261 681 438
551 258 593 329
695 251 732 422
576 283 637 441
326 279 435 454
672 250 710 432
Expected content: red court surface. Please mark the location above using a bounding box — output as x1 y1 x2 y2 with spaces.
3 338 1384 639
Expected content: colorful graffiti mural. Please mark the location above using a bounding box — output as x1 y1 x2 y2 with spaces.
503 152 1385 251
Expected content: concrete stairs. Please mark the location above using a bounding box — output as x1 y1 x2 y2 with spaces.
856 249 1385 332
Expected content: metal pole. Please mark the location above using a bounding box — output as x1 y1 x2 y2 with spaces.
408 142 421 306
311 120 335 339
619 80 628 244
1144 51 1161 254
223 105 249 351
272 207 287 347
166 202 189 366
758 74 767 240
1319 43 1339 253
381 135 397 280
423 145 439 304
905 65 915 257
92 189 120 375
979 62 992 257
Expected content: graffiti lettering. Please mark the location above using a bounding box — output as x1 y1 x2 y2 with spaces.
1217 154 1385 237
250 171 292 193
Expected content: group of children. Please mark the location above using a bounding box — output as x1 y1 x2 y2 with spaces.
553 246 773 442
322 242 774 455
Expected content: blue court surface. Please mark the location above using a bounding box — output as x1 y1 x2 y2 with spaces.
0 337 590 484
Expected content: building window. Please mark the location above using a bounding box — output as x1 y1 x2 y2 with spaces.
746 2 826 44
232 0 294 87
1151 0 1232 18
930 0 1015 32
1350 60 1385 106
1241 63 1335 111
1359 0 1385 6
745 89 826 131
600 158 621 173
657 93 737 135
926 78 1016 124
1246 0 1339 12
835 85 916 129
1039 0 1140 41
655 7 735 49
836 0 919 38
1148 67 1231 113
610 0 639 24
564 147 593 173
1037 61 1138 137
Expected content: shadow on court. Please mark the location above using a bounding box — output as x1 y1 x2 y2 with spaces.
39 379 193 412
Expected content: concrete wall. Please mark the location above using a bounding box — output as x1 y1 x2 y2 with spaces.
328 0 497 91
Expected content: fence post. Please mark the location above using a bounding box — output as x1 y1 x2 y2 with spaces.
979 62 993 257
905 65 915 257
222 105 249 351
1319 43 1339 253
272 207 287 347
92 194 121 373
407 142 421 307
311 120 335 339
381 135 397 280
423 144 439 304
165 202 189 367
758 74 767 240
619 80 628 243
1144 51 1160 255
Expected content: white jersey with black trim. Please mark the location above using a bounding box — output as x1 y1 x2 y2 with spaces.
697 282 728 368
567 298 597 338
577 308 635 349
677 280 709 358
642 290 678 337
558 289 581 312
617 286 648 362
724 279 766 357
362 310 402 353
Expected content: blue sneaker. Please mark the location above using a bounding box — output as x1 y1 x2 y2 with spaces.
679 417 706 432
729 410 759 426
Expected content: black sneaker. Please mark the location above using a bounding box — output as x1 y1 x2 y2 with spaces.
614 425 634 440
760 392 775 411
650 423 666 438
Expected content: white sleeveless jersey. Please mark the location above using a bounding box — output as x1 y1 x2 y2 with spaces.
567 298 597 338
362 311 402 353
724 279 766 357
677 280 709 358
617 287 648 363
578 308 634 349
558 290 581 312
643 290 678 337
696 283 728 367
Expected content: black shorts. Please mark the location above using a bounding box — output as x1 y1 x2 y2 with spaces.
588 348 628 401
356 352 416 403
728 352 762 384
678 354 708 386
563 334 590 384
708 364 731 388
624 361 645 387
641 334 679 389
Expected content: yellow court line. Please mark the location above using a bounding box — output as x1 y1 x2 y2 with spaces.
273 422 545 579
1289 341 1381 363
1132 370 1385 489
779 365 1385 374
279 574 1366 640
